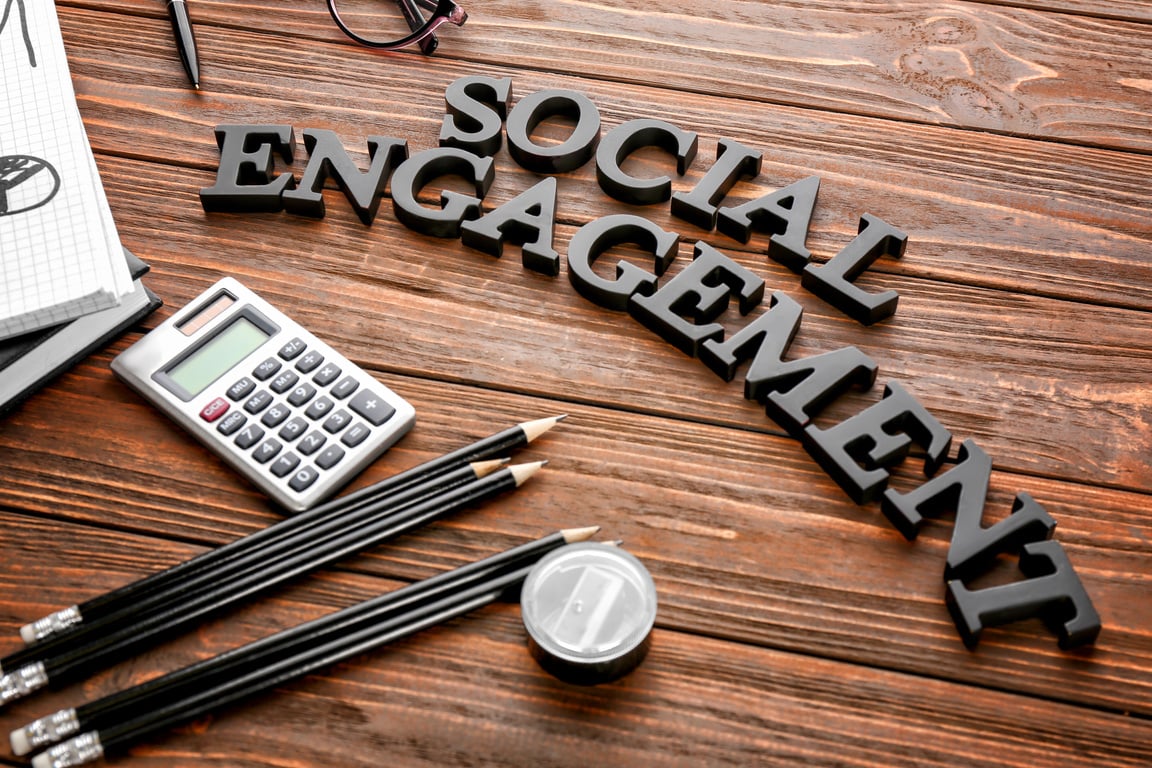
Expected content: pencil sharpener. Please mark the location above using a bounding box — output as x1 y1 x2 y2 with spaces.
520 543 657 685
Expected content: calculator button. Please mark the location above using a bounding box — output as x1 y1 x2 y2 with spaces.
253 358 282 380
305 396 334 420
348 390 395 426
252 438 282 464
341 422 371 447
234 424 265 450
296 351 324 373
226 377 256 401
269 370 300 394
313 363 342 387
287 383 316 406
278 417 308 442
288 466 319 492
261 404 291 427
199 397 229 423
270 452 301 477
243 390 273 414
278 338 307 360
330 376 359 400
298 430 327 456
315 445 345 470
216 411 247 436
323 409 352 434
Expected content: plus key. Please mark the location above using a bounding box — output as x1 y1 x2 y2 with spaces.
348 389 395 426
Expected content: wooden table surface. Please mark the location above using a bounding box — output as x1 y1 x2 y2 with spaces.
1 1 1149 765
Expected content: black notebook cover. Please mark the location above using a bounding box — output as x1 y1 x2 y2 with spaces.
0 248 162 417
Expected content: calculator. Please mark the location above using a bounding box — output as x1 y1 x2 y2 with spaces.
112 277 415 512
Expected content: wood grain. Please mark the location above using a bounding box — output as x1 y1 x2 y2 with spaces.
59 0 1152 151
0 1 1148 767
0 516 1148 768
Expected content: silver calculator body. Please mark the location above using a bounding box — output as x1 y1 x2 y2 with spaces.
112 277 415 512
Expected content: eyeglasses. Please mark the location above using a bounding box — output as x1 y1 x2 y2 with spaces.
327 0 467 55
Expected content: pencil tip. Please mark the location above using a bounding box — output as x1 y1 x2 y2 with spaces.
470 458 509 478
508 460 546 486
561 525 600 543
519 415 568 443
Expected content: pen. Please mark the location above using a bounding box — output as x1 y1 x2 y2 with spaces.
166 0 200 89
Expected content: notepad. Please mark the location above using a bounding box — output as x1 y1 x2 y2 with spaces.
0 0 132 341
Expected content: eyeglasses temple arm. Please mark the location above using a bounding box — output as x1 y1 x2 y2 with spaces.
397 0 438 55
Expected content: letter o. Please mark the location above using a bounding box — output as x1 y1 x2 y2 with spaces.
506 89 601 174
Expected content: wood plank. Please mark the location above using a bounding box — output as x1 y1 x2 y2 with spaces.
58 0 1152 151
1 3 1147 766
1 357 1148 716
53 151 1152 494
54 11 1152 316
0 514 1147 768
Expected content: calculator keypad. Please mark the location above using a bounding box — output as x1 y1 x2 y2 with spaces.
113 278 415 514
202 336 405 510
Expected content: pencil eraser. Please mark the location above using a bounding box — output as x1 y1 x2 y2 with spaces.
520 543 657 686
10 727 31 756
18 622 38 645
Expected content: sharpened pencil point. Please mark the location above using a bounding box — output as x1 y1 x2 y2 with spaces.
519 415 567 444
470 458 509 478
561 526 601 543
509 460 546 486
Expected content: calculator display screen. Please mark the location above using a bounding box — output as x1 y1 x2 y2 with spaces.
167 316 269 397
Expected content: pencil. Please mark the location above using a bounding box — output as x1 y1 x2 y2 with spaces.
11 526 599 756
18 415 566 646
1 458 505 675
0 462 545 707
20 529 594 764
4 458 507 669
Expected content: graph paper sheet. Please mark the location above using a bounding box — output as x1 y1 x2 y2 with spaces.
0 0 131 340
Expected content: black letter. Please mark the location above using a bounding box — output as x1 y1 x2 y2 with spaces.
803 381 952 505
440 75 513 157
717 175 820 272
506 89 601 174
281 129 407 225
881 440 1056 580
200 125 296 213
390 148 495 238
566 214 679 311
595 118 698 205
671 138 762 231
699 293 878 437
629 241 765 357
461 177 560 276
801 213 906 325
946 540 1101 649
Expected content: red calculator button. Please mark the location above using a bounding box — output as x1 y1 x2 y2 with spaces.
200 397 230 422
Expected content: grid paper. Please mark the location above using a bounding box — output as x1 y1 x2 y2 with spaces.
0 0 131 340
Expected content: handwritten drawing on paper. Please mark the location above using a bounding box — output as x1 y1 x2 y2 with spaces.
0 0 36 67
0 155 60 215
0 0 131 340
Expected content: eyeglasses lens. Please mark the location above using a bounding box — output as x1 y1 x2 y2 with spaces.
330 0 436 47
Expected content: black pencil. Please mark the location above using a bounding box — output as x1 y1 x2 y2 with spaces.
17 415 566 647
0 462 545 707
30 569 531 768
10 526 599 756
0 458 508 679
0 458 505 677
